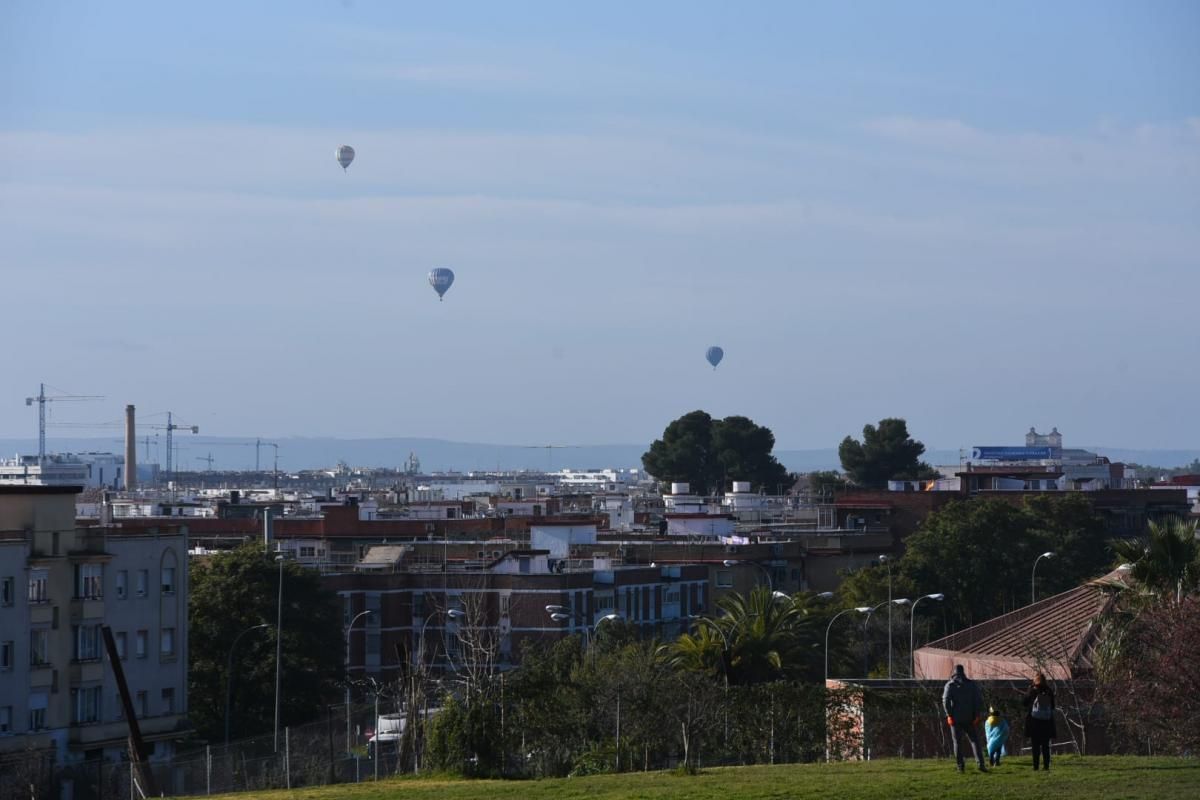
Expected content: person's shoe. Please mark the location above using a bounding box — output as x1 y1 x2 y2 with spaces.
979 765 988 773
957 764 965 773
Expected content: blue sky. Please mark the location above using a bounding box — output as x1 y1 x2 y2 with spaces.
1 1 1197 451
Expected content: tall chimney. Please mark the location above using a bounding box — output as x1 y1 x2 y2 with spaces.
124 405 137 491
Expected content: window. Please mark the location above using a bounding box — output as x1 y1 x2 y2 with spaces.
136 690 148 718
161 688 175 715
365 632 380 656
716 570 733 588
136 570 148 597
0 706 11 734
28 570 48 603
0 576 13 606
664 588 680 605
160 627 175 657
0 641 12 669
30 630 49 666
115 632 127 660
72 686 102 724
135 630 147 659
366 593 381 626
28 694 47 731
74 624 101 662
299 546 316 558
161 566 175 594
499 594 510 616
115 570 128 599
76 563 103 599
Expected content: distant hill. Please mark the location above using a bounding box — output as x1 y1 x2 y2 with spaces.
1 437 1196 475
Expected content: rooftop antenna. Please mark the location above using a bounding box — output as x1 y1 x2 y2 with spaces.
25 383 103 465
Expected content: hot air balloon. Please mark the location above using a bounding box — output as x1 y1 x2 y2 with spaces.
429 268 455 301
705 346 724 370
335 145 355 172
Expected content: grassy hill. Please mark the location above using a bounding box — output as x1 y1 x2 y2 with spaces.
217 756 1196 800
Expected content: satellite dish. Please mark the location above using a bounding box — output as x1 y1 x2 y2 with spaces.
429 268 455 301
705 346 724 370
335 145 355 172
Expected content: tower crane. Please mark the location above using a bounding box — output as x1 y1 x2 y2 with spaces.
25 383 104 464
196 453 215 471
520 444 583 472
48 410 197 477
160 412 199 478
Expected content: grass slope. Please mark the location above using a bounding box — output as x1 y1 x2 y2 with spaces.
218 756 1196 800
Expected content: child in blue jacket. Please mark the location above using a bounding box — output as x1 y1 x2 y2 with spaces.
985 707 1010 767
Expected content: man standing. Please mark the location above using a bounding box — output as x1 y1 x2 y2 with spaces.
943 664 987 772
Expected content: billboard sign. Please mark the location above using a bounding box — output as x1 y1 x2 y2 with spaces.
971 446 1054 461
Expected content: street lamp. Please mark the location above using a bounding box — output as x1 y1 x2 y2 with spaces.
824 607 871 684
225 623 268 747
344 610 375 752
878 555 895 678
908 593 944 678
1032 552 1055 605
722 559 774 591
864 598 910 678
273 554 284 753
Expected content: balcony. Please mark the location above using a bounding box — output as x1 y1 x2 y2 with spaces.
69 598 105 621
68 660 104 685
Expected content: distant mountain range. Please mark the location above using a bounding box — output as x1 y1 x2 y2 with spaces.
2 436 1197 474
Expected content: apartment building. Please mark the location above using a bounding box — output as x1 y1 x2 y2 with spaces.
0 485 188 766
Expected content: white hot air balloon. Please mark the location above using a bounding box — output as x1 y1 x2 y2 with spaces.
335 145 355 172
429 268 455 301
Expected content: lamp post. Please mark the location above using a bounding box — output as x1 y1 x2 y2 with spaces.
548 610 622 769
273 554 284 753
225 623 268 747
879 555 894 678
723 559 773 591
864 598 910 678
908 593 944 678
1032 551 1055 605
344 610 375 752
824 607 871 684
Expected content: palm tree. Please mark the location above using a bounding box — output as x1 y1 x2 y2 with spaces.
658 623 728 683
1110 517 1200 605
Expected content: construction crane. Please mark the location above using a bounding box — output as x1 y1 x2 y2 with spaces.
25 383 104 464
195 453 215 471
520 444 583 472
160 412 199 478
50 410 197 477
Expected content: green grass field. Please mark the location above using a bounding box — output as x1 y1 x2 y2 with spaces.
217 756 1196 800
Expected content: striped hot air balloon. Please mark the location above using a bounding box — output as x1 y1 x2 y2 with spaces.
429 268 455 301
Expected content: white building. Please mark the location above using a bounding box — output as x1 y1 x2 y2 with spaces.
0 453 127 490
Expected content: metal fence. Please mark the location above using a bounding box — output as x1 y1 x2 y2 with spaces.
1 702 417 800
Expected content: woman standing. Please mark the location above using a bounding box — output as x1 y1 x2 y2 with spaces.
1023 673 1057 771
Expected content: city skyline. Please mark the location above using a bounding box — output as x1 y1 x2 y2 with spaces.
2 1 1197 449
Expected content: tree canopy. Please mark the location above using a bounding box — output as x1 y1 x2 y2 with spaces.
838 494 1114 634
642 410 791 495
188 544 344 741
838 418 937 488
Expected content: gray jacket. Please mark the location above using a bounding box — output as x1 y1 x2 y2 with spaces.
942 673 984 724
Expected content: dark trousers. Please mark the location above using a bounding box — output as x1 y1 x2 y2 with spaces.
1031 735 1051 770
951 722 984 769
